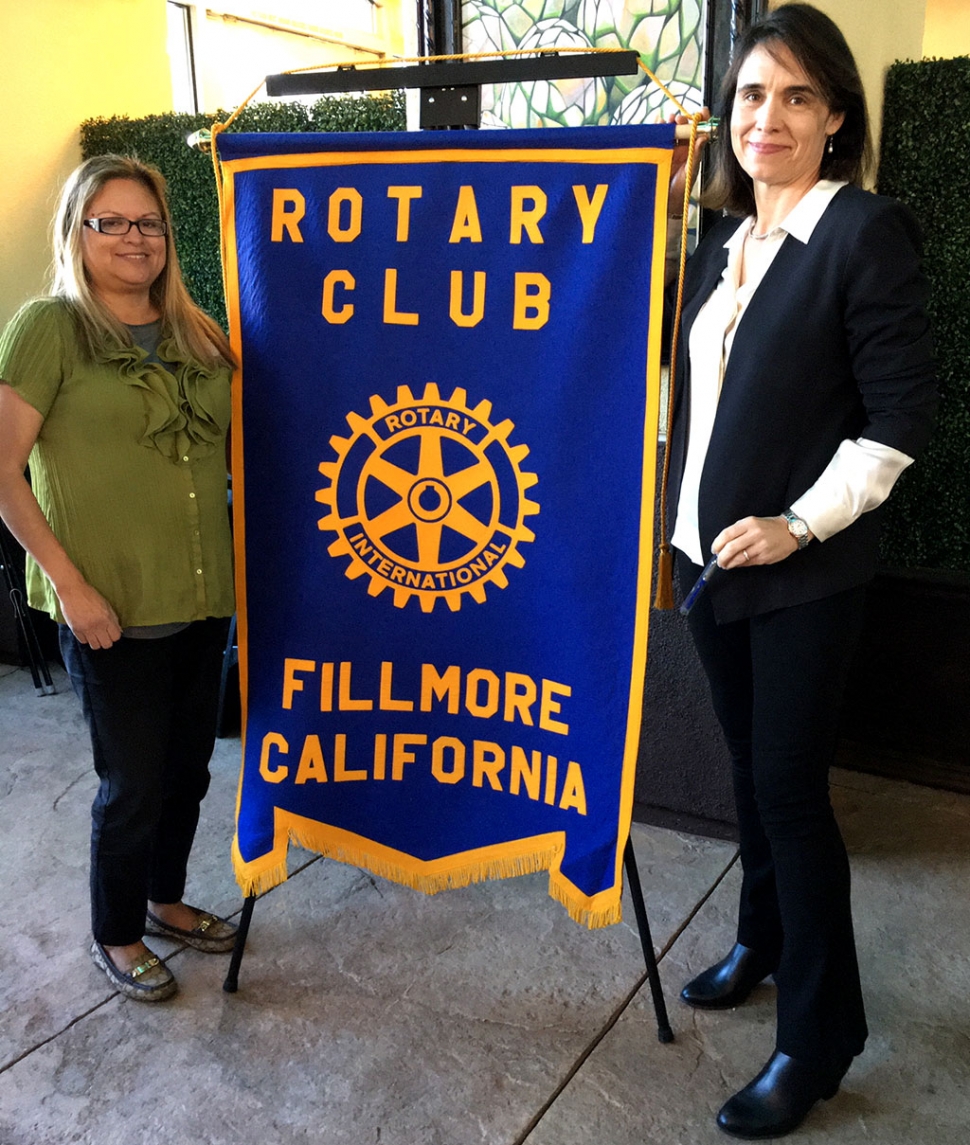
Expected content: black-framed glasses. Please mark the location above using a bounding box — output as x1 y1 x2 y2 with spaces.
83 217 168 237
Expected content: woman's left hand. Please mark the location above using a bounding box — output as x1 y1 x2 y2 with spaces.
713 516 807 569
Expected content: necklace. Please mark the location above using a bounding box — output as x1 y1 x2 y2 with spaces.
748 221 774 241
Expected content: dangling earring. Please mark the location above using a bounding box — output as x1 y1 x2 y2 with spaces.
827 134 835 155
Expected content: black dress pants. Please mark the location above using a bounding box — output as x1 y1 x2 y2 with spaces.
59 618 230 947
678 554 868 1070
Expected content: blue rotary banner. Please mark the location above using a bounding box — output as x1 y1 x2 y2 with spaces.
218 124 673 926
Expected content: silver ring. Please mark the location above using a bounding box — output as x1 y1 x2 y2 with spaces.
743 549 750 562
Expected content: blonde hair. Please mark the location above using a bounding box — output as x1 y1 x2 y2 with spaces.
51 154 234 369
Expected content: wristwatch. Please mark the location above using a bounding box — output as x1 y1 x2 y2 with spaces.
783 509 811 549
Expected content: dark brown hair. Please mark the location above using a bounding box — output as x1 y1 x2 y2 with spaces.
703 3 873 216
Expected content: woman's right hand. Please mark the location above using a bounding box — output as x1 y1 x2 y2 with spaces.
57 580 122 649
667 107 711 212
0 384 122 649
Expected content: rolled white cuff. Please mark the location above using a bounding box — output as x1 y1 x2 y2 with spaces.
791 437 914 542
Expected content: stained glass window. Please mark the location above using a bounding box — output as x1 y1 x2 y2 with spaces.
462 1 706 129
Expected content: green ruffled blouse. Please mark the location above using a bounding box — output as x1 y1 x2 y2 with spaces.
0 298 234 626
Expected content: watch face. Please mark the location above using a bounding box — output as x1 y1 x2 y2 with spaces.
786 513 808 538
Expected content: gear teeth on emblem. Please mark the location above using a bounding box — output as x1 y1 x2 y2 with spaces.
315 383 539 611
491 418 514 443
345 412 370 437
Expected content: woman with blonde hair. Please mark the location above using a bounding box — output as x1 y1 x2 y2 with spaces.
0 155 238 1002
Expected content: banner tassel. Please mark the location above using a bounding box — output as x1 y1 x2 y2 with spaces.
653 542 675 610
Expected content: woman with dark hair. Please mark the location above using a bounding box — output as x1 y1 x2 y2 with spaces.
0 155 238 1002
668 4 936 1137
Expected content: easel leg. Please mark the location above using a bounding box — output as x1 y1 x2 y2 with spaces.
223 894 256 993
624 836 674 1043
215 613 238 738
0 529 55 696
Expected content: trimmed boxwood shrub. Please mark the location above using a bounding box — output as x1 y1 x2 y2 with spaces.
877 57 970 572
80 93 405 328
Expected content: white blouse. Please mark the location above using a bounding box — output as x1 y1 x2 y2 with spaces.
671 180 914 567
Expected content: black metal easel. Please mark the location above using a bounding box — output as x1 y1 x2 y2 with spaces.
623 837 675 1042
223 834 673 1043
218 50 673 1044
0 525 55 696
265 51 640 131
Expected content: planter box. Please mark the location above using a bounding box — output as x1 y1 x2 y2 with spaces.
839 568 970 794
633 565 970 841
634 580 737 841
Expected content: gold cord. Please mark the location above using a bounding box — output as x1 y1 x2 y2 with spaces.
654 111 704 610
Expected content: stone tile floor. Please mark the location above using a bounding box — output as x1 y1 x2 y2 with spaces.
1 662 967 1144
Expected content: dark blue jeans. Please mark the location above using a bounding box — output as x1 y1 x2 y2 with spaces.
59 618 230 946
678 553 868 1070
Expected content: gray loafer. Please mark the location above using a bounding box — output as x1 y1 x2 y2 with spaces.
90 940 177 1002
144 906 238 953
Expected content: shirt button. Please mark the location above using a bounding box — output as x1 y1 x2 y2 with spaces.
189 492 196 498
183 455 190 462
196 569 203 575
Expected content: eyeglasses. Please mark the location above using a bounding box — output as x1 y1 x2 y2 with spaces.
83 217 168 237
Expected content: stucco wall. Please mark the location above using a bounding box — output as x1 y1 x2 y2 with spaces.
771 0 928 175
194 1 408 113
923 0 970 58
0 0 173 328
0 1 413 331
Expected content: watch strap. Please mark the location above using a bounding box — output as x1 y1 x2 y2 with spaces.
783 509 811 549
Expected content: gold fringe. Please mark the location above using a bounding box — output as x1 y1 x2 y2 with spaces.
653 543 675 610
292 824 560 894
234 823 624 928
233 855 289 899
548 879 623 929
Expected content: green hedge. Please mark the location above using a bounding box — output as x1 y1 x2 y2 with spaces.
877 57 970 572
80 93 406 328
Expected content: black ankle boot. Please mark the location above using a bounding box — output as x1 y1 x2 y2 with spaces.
680 943 776 1010
716 1051 850 1139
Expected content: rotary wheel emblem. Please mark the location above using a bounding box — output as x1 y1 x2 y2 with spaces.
315 383 539 612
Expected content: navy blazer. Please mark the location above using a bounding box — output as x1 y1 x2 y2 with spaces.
668 184 937 623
